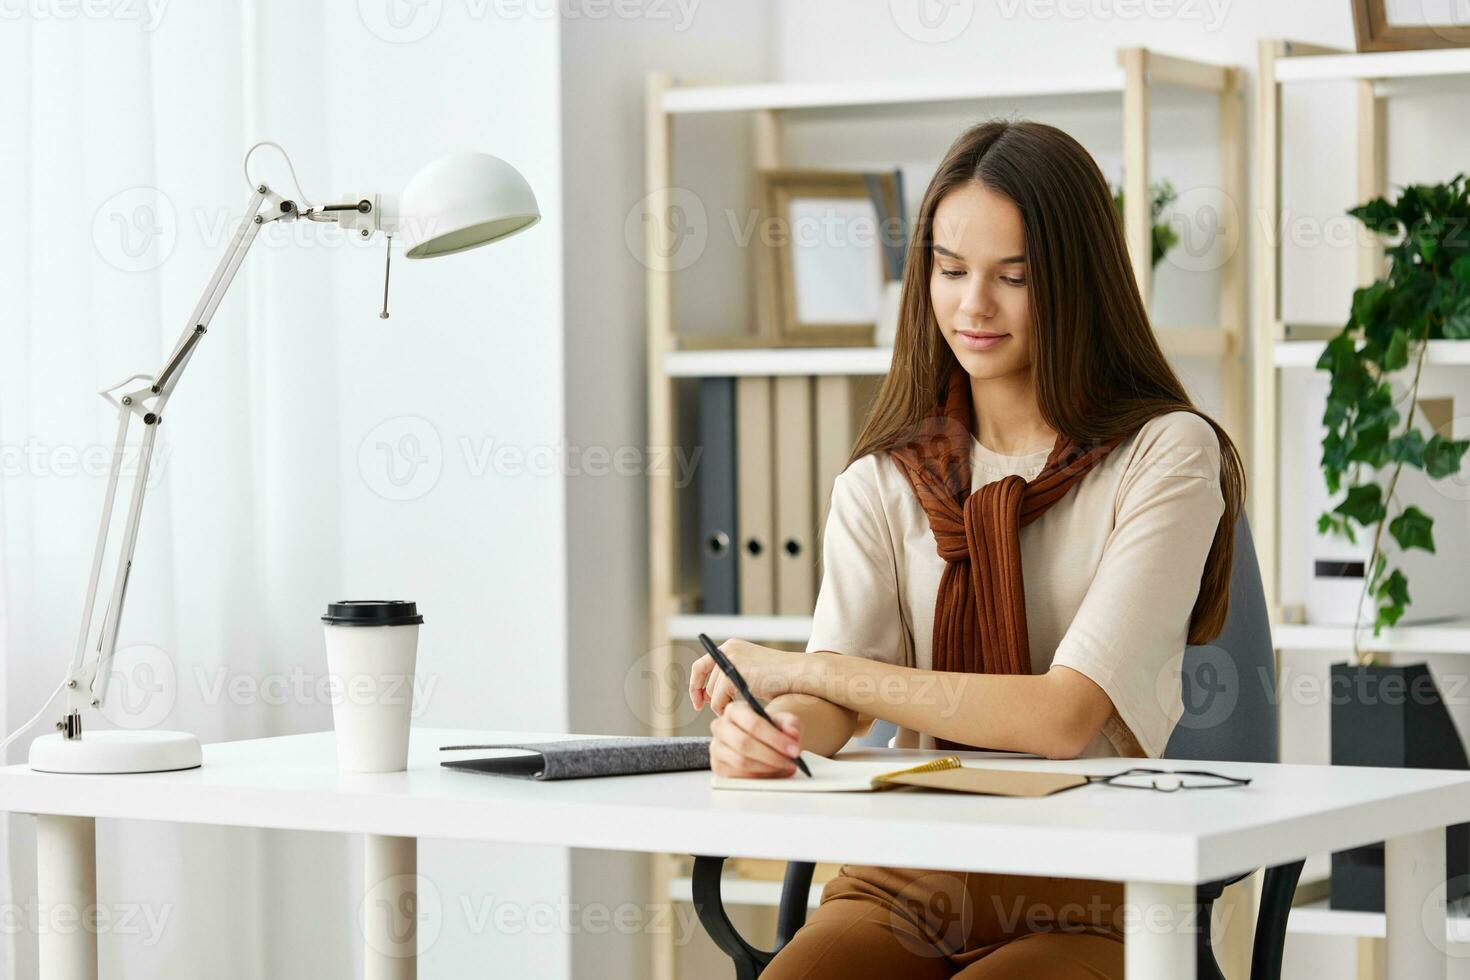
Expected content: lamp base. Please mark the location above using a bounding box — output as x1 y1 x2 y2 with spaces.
29 730 202 774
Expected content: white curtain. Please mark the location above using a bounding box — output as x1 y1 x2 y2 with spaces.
0 5 361 977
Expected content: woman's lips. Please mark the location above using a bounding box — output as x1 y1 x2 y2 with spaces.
957 331 1009 351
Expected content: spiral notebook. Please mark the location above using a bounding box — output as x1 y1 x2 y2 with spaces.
711 753 1089 797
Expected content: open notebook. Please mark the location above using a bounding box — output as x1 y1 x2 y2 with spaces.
711 753 1089 798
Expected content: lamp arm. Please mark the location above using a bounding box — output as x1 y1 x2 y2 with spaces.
58 185 296 732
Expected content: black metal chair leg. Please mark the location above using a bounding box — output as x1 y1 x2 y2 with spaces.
1250 859 1306 980
775 861 816 949
692 856 769 980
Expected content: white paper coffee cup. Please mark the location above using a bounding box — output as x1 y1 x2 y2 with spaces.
322 600 424 773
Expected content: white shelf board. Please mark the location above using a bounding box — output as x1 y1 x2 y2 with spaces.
1275 339 1470 368
669 614 813 643
1273 618 1470 655
668 875 822 909
1275 48 1470 83
662 72 1125 114
665 347 893 378
666 328 1230 377
1288 895 1470 942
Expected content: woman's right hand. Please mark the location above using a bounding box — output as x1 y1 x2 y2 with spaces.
709 702 804 778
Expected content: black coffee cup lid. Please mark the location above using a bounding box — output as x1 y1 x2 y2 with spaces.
322 601 424 627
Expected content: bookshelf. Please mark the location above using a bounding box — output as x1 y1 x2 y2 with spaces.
645 47 1248 980
1253 40 1470 973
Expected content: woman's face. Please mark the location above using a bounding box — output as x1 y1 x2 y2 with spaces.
929 181 1032 381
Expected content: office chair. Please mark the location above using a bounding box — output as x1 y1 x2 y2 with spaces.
690 516 1304 980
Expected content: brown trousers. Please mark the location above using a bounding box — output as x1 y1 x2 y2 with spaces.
761 864 1126 979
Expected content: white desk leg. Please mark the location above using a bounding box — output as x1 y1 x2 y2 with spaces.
35 814 98 980
1385 826 1445 979
1125 881 1196 980
363 834 418 979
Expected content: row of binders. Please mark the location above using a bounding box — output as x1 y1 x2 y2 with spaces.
697 375 882 615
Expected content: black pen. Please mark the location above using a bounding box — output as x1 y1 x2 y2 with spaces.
698 633 812 778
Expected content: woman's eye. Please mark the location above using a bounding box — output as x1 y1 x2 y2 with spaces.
1001 276 1026 286
938 268 965 279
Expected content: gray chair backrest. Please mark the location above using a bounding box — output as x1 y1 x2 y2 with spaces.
1164 515 1278 764
856 516 1278 762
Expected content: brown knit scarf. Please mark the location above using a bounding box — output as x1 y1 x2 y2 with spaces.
886 364 1123 752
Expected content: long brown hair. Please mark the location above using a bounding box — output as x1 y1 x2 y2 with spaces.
849 119 1245 644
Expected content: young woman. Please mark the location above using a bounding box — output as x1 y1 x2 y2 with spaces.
686 120 1245 978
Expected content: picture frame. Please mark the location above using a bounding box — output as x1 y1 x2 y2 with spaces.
1351 0 1470 52
754 169 902 348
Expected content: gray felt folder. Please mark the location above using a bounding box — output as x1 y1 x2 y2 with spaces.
440 736 712 780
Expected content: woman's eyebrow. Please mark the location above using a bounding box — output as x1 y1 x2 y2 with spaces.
932 242 1026 265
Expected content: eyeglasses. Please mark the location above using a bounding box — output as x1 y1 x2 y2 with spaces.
1086 767 1252 793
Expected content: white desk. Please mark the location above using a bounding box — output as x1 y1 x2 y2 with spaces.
5 728 1470 980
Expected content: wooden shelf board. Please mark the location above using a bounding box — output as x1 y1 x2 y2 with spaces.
665 328 1232 377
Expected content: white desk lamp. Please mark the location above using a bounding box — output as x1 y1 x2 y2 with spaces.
21 144 539 774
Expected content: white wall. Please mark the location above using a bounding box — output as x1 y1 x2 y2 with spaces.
557 6 777 978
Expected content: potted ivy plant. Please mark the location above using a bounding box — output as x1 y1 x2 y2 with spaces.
1315 174 1470 912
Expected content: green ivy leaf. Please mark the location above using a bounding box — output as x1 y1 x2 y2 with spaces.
1387 428 1427 466
1381 329 1410 371
1389 506 1436 553
1444 294 1470 340
1424 433 1470 479
1334 483 1386 526
1452 254 1470 286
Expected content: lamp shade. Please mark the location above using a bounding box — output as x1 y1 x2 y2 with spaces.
398 152 540 259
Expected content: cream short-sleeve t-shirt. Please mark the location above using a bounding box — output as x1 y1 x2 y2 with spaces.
805 410 1225 760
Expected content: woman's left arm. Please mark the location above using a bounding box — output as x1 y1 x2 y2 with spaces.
692 641 1112 759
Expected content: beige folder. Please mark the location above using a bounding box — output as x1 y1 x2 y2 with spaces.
814 375 881 547
736 377 775 615
773 375 816 614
